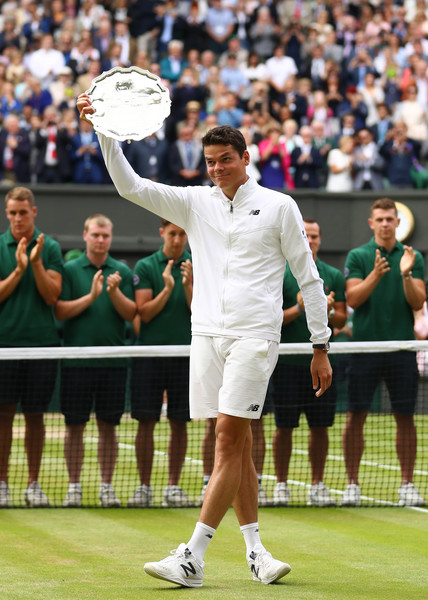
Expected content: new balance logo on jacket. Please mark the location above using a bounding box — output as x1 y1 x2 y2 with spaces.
249 209 260 215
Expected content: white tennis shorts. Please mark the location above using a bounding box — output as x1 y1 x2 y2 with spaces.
189 335 279 420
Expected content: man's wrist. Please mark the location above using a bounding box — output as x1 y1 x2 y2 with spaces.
313 342 330 352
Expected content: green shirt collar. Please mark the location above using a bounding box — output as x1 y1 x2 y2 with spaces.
368 236 402 254
155 246 191 265
80 252 115 269
5 226 41 246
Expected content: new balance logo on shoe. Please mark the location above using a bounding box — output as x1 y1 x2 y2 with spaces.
249 209 260 215
180 562 197 578
247 404 260 412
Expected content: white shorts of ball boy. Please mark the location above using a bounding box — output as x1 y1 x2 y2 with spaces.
189 335 279 420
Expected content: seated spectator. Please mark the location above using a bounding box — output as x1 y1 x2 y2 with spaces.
71 119 104 184
291 125 323 188
216 91 244 128
34 105 72 183
380 121 425 188
258 123 294 190
0 113 31 184
352 128 385 190
169 124 206 186
326 135 354 192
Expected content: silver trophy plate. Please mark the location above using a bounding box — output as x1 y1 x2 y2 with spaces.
86 66 171 142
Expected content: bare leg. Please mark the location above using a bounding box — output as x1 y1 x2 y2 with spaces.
97 419 118 484
168 420 187 486
24 413 45 485
199 413 253 529
309 426 328 484
64 424 85 483
201 418 215 478
273 426 293 482
394 413 417 484
135 419 156 486
0 403 16 483
251 418 265 477
342 411 368 484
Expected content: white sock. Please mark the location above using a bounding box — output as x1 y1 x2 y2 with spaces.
186 522 216 564
240 522 265 557
68 483 81 491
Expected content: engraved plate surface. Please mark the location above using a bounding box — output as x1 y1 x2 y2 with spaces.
86 67 171 141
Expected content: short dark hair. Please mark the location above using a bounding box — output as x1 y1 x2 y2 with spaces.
201 125 247 157
160 218 171 227
371 197 397 215
303 217 321 234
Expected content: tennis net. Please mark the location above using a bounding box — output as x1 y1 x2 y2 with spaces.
1 341 427 508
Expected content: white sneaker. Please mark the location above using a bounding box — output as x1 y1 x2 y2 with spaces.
340 483 361 506
398 483 426 507
196 483 208 507
273 482 290 506
0 481 10 508
144 543 204 588
99 484 121 507
162 485 193 507
258 484 271 507
24 482 49 507
63 485 82 507
127 484 153 508
247 547 291 584
308 482 336 507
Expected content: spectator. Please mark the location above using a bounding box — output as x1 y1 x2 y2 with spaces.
342 197 426 507
0 113 31 184
127 219 193 508
352 128 385 191
272 217 346 506
216 91 244 128
219 53 249 96
204 0 235 56
311 120 335 187
306 89 335 136
168 68 207 133
240 126 261 181
242 50 268 84
71 118 105 184
0 82 23 119
357 72 385 128
247 6 280 62
182 2 206 55
258 123 294 190
123 132 170 182
169 124 206 186
324 71 345 117
55 213 135 508
68 30 101 78
153 1 186 60
380 121 425 189
291 125 323 188
26 33 66 88
337 85 368 131
265 44 298 104
112 19 137 66
0 186 63 508
393 83 428 150
218 35 249 70
76 58 102 95
0 15 21 55
92 13 114 61
246 80 270 121
34 105 72 183
325 135 354 192
160 39 189 85
24 76 53 116
369 102 394 147
48 65 78 110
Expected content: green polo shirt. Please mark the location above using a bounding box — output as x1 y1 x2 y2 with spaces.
60 253 134 365
133 247 192 345
0 227 62 347
344 237 425 341
280 258 346 366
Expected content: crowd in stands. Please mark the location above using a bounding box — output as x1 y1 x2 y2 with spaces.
1 0 428 189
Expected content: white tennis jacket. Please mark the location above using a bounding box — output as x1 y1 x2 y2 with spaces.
99 134 331 345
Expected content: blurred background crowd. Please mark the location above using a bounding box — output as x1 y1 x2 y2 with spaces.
1 0 428 190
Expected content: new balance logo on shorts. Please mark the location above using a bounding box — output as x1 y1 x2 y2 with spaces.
249 209 260 215
247 404 260 412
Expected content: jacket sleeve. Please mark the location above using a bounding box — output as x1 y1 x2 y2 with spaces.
98 132 191 230
280 198 331 344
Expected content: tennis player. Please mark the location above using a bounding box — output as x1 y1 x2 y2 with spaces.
77 92 332 588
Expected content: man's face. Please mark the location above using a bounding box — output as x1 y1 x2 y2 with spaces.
83 222 113 256
369 208 399 243
304 221 321 259
160 223 187 258
204 144 249 198
6 199 36 240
